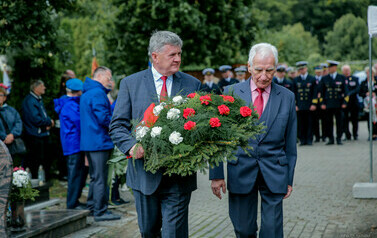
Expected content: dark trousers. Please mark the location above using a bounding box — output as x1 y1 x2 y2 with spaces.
133 176 192 238
23 134 51 179
86 150 111 216
66 152 88 209
229 172 284 238
297 110 313 144
325 108 342 141
343 105 359 139
313 108 325 141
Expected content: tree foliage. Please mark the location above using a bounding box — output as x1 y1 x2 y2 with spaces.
255 23 320 65
105 0 258 76
324 13 377 61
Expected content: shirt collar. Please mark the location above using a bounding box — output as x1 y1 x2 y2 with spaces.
151 65 173 82
30 91 42 100
250 79 271 94
301 72 308 80
332 72 337 79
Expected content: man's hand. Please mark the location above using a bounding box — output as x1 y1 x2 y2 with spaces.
130 143 144 159
51 119 55 127
284 185 293 199
295 106 299 111
211 179 226 200
309 105 316 111
341 104 347 109
321 105 326 110
4 133 14 144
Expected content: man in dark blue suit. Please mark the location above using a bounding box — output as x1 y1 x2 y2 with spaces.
109 31 201 238
210 43 297 238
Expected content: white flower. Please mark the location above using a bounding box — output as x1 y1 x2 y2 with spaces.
153 104 164 116
167 108 180 120
12 170 30 188
169 131 183 145
172 96 184 105
151 126 162 138
136 126 150 141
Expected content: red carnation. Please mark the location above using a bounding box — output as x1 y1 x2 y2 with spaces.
218 105 230 115
209 117 221 128
187 93 197 98
200 95 212 105
240 106 252 117
221 95 235 103
13 167 24 172
184 121 196 130
183 108 196 119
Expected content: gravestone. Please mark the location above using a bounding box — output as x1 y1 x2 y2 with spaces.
0 141 13 237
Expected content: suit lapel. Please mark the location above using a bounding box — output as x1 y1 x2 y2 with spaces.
144 69 159 104
258 83 281 143
238 78 252 106
171 73 183 97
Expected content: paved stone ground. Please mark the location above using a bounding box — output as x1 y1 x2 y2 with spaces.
65 121 377 238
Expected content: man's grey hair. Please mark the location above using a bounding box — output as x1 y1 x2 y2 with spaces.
93 66 112 80
341 65 351 71
30 80 44 91
365 66 376 74
148 31 183 59
248 43 278 68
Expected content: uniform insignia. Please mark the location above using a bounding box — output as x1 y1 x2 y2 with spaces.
335 81 342 85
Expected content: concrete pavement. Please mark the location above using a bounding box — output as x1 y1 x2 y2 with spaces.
66 121 377 237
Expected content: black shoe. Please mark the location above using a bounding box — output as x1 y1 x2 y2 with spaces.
307 142 313 145
354 136 358 140
337 141 343 145
94 211 121 222
74 204 88 210
299 142 307 146
326 140 334 145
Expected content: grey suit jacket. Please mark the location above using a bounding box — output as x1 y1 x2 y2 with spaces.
210 78 297 194
110 68 201 195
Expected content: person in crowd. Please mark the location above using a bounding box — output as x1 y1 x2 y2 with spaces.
342 65 360 141
80 67 120 221
21 80 54 178
293 61 317 146
58 70 77 97
313 66 325 142
362 67 377 140
200 68 221 94
210 43 297 238
286 67 297 81
319 60 348 145
110 30 201 237
234 66 248 83
273 65 293 91
0 87 23 158
218 65 238 91
320 63 329 76
54 78 87 210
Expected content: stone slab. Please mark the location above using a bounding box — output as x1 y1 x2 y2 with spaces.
9 209 89 238
25 199 61 212
353 182 377 198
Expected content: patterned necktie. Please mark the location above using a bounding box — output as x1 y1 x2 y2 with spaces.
254 88 264 118
160 76 168 102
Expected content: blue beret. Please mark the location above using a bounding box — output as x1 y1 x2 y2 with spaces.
276 65 286 72
235 66 247 73
66 78 83 91
320 63 328 68
202 68 215 75
219 65 232 72
314 66 323 70
295 61 308 68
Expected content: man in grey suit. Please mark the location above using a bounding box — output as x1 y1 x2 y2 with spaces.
210 43 297 238
110 31 201 238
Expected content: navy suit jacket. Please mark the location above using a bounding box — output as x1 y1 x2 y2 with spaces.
109 69 201 195
209 79 297 194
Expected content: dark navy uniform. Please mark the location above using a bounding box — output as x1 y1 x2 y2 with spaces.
293 74 318 145
273 77 294 92
218 78 238 92
343 75 360 140
200 82 221 94
319 73 348 144
313 75 325 142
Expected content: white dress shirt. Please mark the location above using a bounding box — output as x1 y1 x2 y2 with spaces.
151 65 173 100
